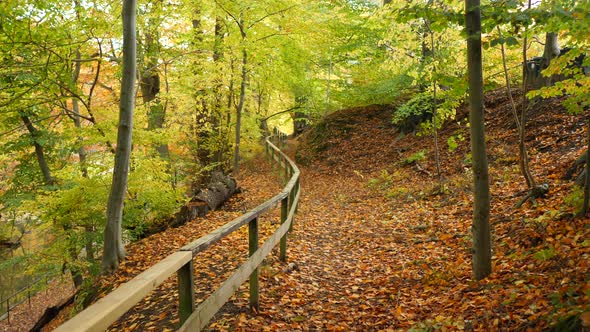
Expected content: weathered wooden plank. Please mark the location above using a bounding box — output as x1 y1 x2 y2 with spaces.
55 251 192 332
180 192 287 254
179 191 300 332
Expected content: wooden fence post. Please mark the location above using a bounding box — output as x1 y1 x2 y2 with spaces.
177 259 195 325
289 185 296 231
279 197 289 262
249 217 259 311
295 178 300 213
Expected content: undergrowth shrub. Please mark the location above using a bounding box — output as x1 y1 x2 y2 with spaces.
404 150 426 164
392 92 434 133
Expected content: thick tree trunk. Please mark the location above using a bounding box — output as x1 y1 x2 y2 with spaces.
542 32 560 87
141 30 169 159
102 0 136 272
465 0 492 280
20 115 54 185
234 47 247 175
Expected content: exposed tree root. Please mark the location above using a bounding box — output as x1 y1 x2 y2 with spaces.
514 183 550 208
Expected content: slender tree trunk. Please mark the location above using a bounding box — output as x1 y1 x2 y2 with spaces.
71 49 89 178
465 0 492 281
212 14 225 167
497 27 521 130
582 117 590 216
325 51 332 113
69 43 92 281
102 0 136 272
519 0 536 189
430 31 441 180
234 47 247 175
20 115 54 185
192 9 212 172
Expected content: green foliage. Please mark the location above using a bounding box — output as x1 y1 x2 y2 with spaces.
447 133 465 152
392 93 433 126
534 246 557 261
564 186 584 211
368 170 394 190
124 157 183 240
405 150 427 165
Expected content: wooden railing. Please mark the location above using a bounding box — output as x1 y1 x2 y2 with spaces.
55 134 300 332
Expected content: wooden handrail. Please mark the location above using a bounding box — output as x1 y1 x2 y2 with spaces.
55 133 300 332
55 252 192 332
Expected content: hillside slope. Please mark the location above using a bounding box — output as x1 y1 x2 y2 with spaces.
225 88 589 331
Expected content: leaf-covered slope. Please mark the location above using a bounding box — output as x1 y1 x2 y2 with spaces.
225 88 589 330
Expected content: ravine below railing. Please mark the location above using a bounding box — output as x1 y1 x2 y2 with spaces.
55 134 299 332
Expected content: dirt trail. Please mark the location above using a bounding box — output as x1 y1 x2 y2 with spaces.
208 167 447 331
209 99 589 331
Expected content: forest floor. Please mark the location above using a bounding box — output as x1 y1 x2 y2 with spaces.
20 88 590 331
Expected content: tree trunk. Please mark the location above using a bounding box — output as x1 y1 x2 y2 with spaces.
233 47 247 175
20 115 54 185
212 14 225 167
141 28 169 159
542 32 560 87
581 117 590 216
102 0 136 272
465 0 491 281
497 26 521 130
67 42 88 285
519 0 536 189
430 31 442 180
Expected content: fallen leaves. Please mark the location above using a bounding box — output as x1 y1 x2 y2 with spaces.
35 89 590 331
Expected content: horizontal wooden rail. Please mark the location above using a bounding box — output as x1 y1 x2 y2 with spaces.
179 189 300 331
56 132 300 332
180 192 286 255
55 252 192 332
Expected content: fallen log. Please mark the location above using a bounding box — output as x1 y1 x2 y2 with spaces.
148 172 239 234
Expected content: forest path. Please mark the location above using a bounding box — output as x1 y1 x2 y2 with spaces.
207 161 446 331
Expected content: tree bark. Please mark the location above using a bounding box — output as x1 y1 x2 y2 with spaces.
233 47 247 175
102 0 136 272
20 115 54 185
212 14 225 167
497 27 521 130
582 117 590 216
542 32 560 87
519 0 536 189
141 27 169 159
465 0 492 281
430 31 442 181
